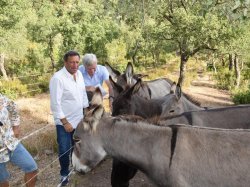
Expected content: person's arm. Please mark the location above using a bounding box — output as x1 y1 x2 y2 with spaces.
49 77 73 132
103 66 114 112
85 86 96 92
6 97 20 138
104 79 114 112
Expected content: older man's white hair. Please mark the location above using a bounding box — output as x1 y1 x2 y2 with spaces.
82 53 98 66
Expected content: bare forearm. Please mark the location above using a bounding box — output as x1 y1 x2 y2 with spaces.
12 126 20 138
86 86 95 92
60 118 74 132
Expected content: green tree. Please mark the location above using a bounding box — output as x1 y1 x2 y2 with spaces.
28 1 63 70
0 0 34 80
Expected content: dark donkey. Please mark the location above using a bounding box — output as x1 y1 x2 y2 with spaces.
111 79 206 187
106 62 173 99
72 89 250 187
112 79 205 118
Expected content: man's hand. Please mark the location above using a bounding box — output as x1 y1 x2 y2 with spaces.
63 123 74 133
12 126 20 138
86 86 96 92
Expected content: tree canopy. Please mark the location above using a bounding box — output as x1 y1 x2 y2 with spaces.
0 0 250 101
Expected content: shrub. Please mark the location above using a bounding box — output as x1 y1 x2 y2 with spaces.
232 84 250 104
37 75 50 92
213 69 236 90
0 79 28 99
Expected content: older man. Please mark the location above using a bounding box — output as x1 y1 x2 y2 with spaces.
49 50 89 186
79 53 113 111
0 94 37 187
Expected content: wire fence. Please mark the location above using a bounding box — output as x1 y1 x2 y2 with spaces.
0 71 53 98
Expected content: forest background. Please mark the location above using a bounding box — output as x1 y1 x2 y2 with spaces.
1 0 250 104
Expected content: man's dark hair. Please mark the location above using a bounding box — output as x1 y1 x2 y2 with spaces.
63 50 80 61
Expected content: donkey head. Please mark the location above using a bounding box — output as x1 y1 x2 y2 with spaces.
72 88 106 174
109 76 124 98
105 62 142 89
105 62 121 81
161 83 182 117
112 79 142 116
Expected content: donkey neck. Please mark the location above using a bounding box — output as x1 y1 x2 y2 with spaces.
98 117 173 184
181 95 204 111
132 95 163 118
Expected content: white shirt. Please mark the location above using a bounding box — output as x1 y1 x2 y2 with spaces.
49 67 89 129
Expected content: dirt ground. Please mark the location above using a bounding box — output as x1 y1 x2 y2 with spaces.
8 73 233 187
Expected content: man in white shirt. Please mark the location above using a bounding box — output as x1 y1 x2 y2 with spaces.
49 50 89 186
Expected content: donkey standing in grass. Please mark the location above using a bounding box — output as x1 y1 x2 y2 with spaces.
106 62 173 99
72 89 250 187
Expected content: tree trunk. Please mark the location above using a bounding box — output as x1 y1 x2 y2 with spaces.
0 53 9 80
212 60 217 73
155 51 160 64
240 60 244 71
132 40 139 65
221 56 225 67
178 53 189 86
152 52 156 67
234 54 240 88
48 36 55 70
229 53 234 71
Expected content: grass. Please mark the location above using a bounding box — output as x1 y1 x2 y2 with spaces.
16 93 56 155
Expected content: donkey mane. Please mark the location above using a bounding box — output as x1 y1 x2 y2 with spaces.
111 115 250 133
113 115 145 123
182 92 201 106
148 77 173 85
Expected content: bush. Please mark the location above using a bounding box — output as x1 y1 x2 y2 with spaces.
37 74 50 92
0 79 28 99
213 69 236 90
232 84 250 104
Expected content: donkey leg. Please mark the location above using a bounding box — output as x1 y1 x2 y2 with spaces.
111 159 137 187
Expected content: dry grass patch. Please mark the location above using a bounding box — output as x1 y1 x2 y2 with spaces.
16 93 55 155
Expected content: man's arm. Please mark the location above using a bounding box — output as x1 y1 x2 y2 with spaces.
50 77 73 132
85 86 96 92
104 79 114 112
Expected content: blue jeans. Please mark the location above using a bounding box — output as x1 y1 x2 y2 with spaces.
0 143 38 182
56 125 74 177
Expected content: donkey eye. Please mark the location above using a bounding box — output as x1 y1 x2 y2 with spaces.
74 139 81 144
169 110 175 113
73 136 81 144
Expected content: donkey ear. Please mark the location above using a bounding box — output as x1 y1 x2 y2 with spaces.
170 82 177 94
125 62 134 85
105 62 121 81
134 73 148 79
124 79 142 98
176 83 182 100
90 106 104 132
91 88 103 106
109 76 124 96
92 105 104 120
131 79 142 94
